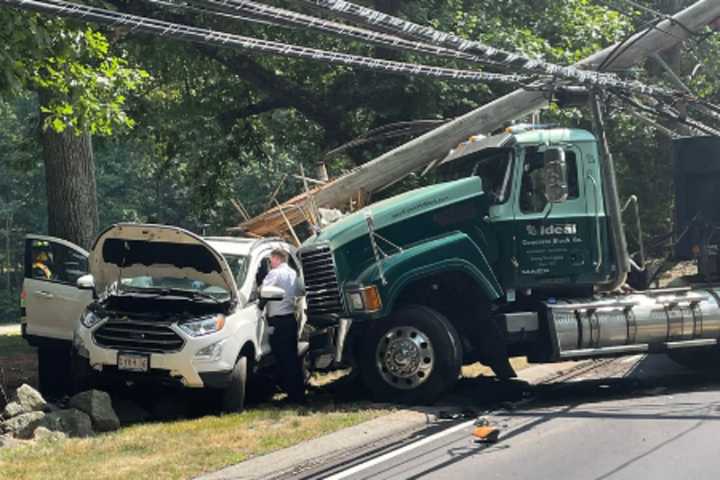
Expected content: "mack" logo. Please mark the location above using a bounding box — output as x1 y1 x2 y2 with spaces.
526 223 577 236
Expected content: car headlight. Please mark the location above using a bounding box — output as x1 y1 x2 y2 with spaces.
346 285 382 313
194 339 226 361
178 314 225 337
80 310 105 329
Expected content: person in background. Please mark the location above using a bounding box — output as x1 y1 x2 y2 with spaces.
32 250 53 280
262 248 306 404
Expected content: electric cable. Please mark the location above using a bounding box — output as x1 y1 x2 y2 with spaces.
292 0 692 102
0 0 539 86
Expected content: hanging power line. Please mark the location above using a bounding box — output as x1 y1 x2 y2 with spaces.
293 0 693 102
158 0 508 68
148 0 290 28
1 0 539 86
612 91 720 136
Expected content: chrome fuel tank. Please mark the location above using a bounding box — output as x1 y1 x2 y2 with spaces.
547 288 720 359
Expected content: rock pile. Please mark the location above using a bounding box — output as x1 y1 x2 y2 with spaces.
0 384 120 448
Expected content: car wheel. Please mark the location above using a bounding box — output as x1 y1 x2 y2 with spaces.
360 305 462 405
221 356 248 413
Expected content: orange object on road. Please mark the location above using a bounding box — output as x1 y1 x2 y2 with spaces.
472 426 500 443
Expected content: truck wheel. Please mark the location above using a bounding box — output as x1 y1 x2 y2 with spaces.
221 356 248 413
360 305 462 405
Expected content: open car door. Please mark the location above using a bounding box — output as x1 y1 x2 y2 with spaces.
23 235 93 342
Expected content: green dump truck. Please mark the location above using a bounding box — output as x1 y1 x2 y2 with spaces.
298 125 720 404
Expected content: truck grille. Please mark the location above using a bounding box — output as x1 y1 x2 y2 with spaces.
94 317 185 353
299 244 344 316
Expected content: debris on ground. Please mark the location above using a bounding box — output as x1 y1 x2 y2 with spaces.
437 409 479 420
472 425 500 443
472 416 500 443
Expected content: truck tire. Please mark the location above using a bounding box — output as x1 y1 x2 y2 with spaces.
360 305 462 405
221 356 248 413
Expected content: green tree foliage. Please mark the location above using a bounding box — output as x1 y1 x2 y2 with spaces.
0 11 148 134
1 0 718 320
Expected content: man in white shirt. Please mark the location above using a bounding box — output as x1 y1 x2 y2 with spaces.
262 248 305 404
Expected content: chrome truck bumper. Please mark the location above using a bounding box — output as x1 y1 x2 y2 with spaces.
546 288 720 360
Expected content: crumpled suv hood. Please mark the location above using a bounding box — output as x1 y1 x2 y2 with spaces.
90 223 237 302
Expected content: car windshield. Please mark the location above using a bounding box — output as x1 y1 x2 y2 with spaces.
119 253 249 300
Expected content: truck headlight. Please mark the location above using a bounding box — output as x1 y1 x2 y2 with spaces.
346 286 382 313
178 314 225 337
80 311 105 329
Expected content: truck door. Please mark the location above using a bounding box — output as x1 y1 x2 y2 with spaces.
23 235 93 341
511 145 599 288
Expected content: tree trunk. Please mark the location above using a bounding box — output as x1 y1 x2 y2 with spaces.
38 99 99 250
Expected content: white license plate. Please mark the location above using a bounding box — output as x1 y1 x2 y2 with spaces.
117 353 149 372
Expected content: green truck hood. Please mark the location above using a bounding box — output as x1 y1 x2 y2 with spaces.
306 176 485 250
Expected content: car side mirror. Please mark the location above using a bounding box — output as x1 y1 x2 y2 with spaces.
76 274 95 290
259 285 285 301
542 147 569 204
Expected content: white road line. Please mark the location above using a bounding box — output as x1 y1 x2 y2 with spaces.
323 419 476 480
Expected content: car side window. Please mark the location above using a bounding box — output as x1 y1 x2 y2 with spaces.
26 239 88 285
255 255 271 286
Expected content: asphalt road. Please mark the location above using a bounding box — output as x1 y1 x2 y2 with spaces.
316 355 720 480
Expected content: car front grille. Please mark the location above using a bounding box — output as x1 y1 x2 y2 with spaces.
93 317 185 353
299 244 344 316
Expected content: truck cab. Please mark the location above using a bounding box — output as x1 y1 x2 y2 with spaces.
299 126 720 405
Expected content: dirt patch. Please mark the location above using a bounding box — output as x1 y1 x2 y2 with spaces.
1 353 38 391
0 333 38 406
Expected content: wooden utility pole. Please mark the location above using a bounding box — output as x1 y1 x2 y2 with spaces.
239 0 720 235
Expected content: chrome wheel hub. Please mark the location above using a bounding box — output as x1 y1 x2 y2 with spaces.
376 326 434 390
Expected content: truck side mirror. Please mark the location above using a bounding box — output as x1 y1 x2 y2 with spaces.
542 147 569 204
76 274 95 291
259 285 285 301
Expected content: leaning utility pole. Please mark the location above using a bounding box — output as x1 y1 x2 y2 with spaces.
240 0 720 236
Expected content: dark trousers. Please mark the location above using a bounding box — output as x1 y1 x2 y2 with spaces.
269 314 306 403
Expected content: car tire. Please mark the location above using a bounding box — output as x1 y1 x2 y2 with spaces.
359 305 462 405
221 356 248 413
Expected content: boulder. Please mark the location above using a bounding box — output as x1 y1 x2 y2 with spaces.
69 390 120 432
33 426 66 442
41 409 93 438
16 384 47 412
2 402 28 419
1 411 46 439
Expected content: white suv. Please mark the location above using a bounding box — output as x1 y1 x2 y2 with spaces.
22 224 304 411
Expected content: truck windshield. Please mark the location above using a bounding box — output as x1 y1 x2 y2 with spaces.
472 151 514 204
437 148 513 204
